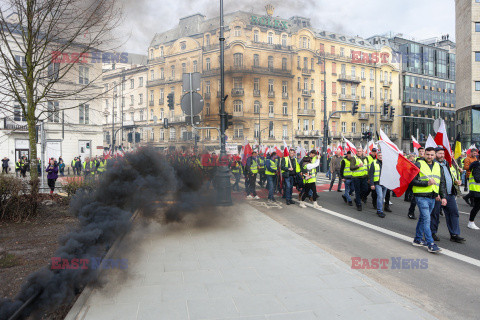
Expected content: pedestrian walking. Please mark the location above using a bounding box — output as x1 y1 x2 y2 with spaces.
369 150 386 218
245 151 260 199
2 157 9 174
467 154 480 230
265 152 278 202
299 155 321 209
46 158 58 195
230 155 242 191
281 148 301 205
328 150 343 192
58 159 65 176
430 147 465 243
350 148 369 211
411 147 445 253
340 151 354 206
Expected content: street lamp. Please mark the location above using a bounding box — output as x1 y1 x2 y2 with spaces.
316 54 328 173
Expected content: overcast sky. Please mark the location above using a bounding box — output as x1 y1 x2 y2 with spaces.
116 0 455 55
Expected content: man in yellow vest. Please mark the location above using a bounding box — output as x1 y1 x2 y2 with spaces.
245 151 260 199
340 151 354 206
350 148 369 211
466 152 480 230
230 156 243 191
368 150 386 218
265 152 279 202
430 147 465 243
411 147 446 253
97 157 107 175
299 155 321 209
281 148 301 205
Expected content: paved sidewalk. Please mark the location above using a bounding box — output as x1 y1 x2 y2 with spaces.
66 203 436 320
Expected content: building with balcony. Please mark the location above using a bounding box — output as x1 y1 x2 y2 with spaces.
145 6 403 151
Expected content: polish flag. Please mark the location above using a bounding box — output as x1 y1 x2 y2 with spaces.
411 136 421 155
434 119 453 166
378 141 420 197
242 142 253 166
337 145 344 156
425 134 437 149
327 145 332 154
343 137 357 155
379 129 400 152
367 140 376 153
274 145 283 158
283 140 289 157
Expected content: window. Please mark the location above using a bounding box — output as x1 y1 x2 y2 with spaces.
297 98 301 109
150 109 154 120
282 34 287 46
206 58 211 71
254 78 260 91
139 77 143 87
361 68 365 79
254 123 260 138
303 57 308 69
476 81 480 91
351 84 356 96
48 62 59 80
303 119 309 131
233 100 243 112
340 47 344 57
254 101 260 114
341 102 346 111
205 103 210 115
476 22 480 32
170 65 175 78
361 104 366 112
205 80 211 93
150 49 154 59
205 34 210 46
370 69 374 80
304 99 308 110
180 41 186 50
361 86 365 98
361 123 366 133
370 87 374 99
234 26 241 37
297 77 301 90
297 56 300 69
169 128 176 140
253 30 259 42
341 83 346 95
234 53 243 67
282 103 288 115
139 110 144 121
268 56 273 69
332 62 336 74
160 88 164 102
139 93 143 104
269 101 274 115
182 63 186 73
150 90 154 102
269 122 274 138
79 66 89 84
79 104 89 124
351 66 356 78
129 79 134 89
268 79 274 92
234 125 244 138
282 81 287 93
13 104 25 121
47 101 59 123
282 58 287 70
160 47 164 57
283 125 288 139
253 54 259 67
476 52 480 62
370 105 374 113
311 99 314 109
233 77 242 89
341 122 346 133
130 112 134 121
268 32 273 44
193 61 197 72
341 64 346 75
332 82 337 94
331 46 335 55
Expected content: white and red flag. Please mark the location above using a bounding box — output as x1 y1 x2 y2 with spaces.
343 137 357 155
283 140 289 157
337 145 344 156
467 144 476 156
425 134 438 149
367 140 376 153
379 129 400 152
378 141 420 197
434 119 453 166
242 141 253 166
411 136 421 155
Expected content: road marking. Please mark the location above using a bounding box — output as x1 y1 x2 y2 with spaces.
301 202 480 268
459 211 471 215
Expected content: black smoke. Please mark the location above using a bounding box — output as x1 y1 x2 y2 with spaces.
0 147 217 320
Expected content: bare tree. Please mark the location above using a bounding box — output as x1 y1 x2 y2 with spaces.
0 0 123 189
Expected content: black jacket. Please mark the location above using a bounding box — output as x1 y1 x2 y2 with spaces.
411 159 446 199
281 156 299 177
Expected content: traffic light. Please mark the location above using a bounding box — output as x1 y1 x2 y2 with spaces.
351 102 358 115
389 105 395 118
163 117 168 129
225 113 233 130
362 131 369 140
383 103 389 115
368 132 372 140
167 93 174 110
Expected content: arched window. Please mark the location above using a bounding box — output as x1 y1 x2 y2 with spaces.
234 26 241 37
205 58 211 70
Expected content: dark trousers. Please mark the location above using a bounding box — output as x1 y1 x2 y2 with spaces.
431 194 461 236
329 170 342 191
470 197 480 222
409 196 417 215
259 171 266 187
284 176 294 201
47 178 56 192
246 174 257 196
2 167 7 174
301 182 317 201
266 175 276 200
232 172 241 191
352 177 368 206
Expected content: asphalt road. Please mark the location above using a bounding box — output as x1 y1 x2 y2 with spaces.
237 182 480 320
